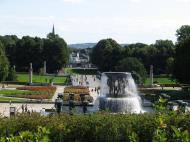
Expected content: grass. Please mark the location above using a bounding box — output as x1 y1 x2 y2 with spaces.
145 76 176 85
0 97 27 101
140 89 190 102
65 68 98 75
17 73 67 83
0 89 45 96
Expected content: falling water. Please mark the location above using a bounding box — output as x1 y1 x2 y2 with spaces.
99 72 142 113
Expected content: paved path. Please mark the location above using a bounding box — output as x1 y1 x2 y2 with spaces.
71 75 101 88
0 103 54 117
51 86 65 101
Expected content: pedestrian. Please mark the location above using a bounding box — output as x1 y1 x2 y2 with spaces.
25 104 28 112
21 104 24 112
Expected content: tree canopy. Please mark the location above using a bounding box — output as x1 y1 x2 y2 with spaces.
91 38 122 71
0 34 69 73
173 38 190 83
172 25 190 83
176 25 190 42
43 36 68 73
0 41 9 81
115 57 147 83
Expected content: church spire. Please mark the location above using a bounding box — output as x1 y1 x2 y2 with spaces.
52 24 55 35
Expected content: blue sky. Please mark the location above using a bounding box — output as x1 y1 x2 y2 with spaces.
0 0 190 44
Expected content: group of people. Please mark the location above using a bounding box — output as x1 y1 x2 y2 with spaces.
21 104 30 113
91 87 100 94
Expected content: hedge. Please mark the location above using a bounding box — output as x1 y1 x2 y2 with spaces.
0 112 189 142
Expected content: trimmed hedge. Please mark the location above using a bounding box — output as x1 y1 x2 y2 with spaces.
0 112 189 142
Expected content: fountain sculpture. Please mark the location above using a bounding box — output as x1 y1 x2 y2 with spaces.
99 72 142 113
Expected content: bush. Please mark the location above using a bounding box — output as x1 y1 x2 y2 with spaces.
0 112 189 142
6 67 17 81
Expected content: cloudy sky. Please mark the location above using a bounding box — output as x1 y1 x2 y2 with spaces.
0 0 190 44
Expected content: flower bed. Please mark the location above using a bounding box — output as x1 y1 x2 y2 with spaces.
63 94 93 103
17 86 56 93
64 86 89 94
15 94 49 99
1 86 57 99
63 86 93 102
16 86 56 99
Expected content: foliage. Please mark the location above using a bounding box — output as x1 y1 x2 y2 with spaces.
0 126 50 142
0 41 9 82
6 67 17 81
173 38 190 83
115 57 147 83
124 40 175 75
15 36 43 72
176 25 190 42
91 38 123 71
43 36 68 73
0 113 189 142
0 35 18 66
0 34 68 74
16 73 67 83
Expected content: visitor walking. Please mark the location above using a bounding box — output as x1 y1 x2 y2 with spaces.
25 104 28 112
21 104 24 112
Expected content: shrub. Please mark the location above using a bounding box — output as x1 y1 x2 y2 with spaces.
0 112 189 142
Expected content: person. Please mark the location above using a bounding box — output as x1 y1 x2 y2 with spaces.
21 104 24 112
25 104 28 112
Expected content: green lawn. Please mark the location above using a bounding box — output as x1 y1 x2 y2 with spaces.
0 89 46 96
140 89 190 102
17 73 67 83
0 97 27 101
145 77 176 85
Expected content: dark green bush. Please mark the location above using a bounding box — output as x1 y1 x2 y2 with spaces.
0 112 189 142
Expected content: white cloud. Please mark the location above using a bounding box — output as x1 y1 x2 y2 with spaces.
62 0 84 3
176 0 190 2
129 0 141 3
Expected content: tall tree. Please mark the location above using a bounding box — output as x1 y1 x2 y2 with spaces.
43 35 68 73
176 25 190 42
115 57 147 83
15 36 43 72
0 35 18 66
91 38 122 71
173 38 190 83
0 41 9 81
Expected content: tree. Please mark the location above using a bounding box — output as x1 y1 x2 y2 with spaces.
43 36 68 73
173 38 190 83
6 67 17 81
0 41 9 81
91 38 122 71
115 57 147 83
153 40 175 74
0 35 18 66
15 36 43 72
176 25 190 42
165 57 174 75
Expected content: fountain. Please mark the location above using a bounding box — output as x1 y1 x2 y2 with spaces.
99 72 142 113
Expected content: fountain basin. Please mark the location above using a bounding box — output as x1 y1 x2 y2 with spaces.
99 72 143 113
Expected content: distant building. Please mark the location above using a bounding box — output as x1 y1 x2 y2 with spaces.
69 52 91 68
